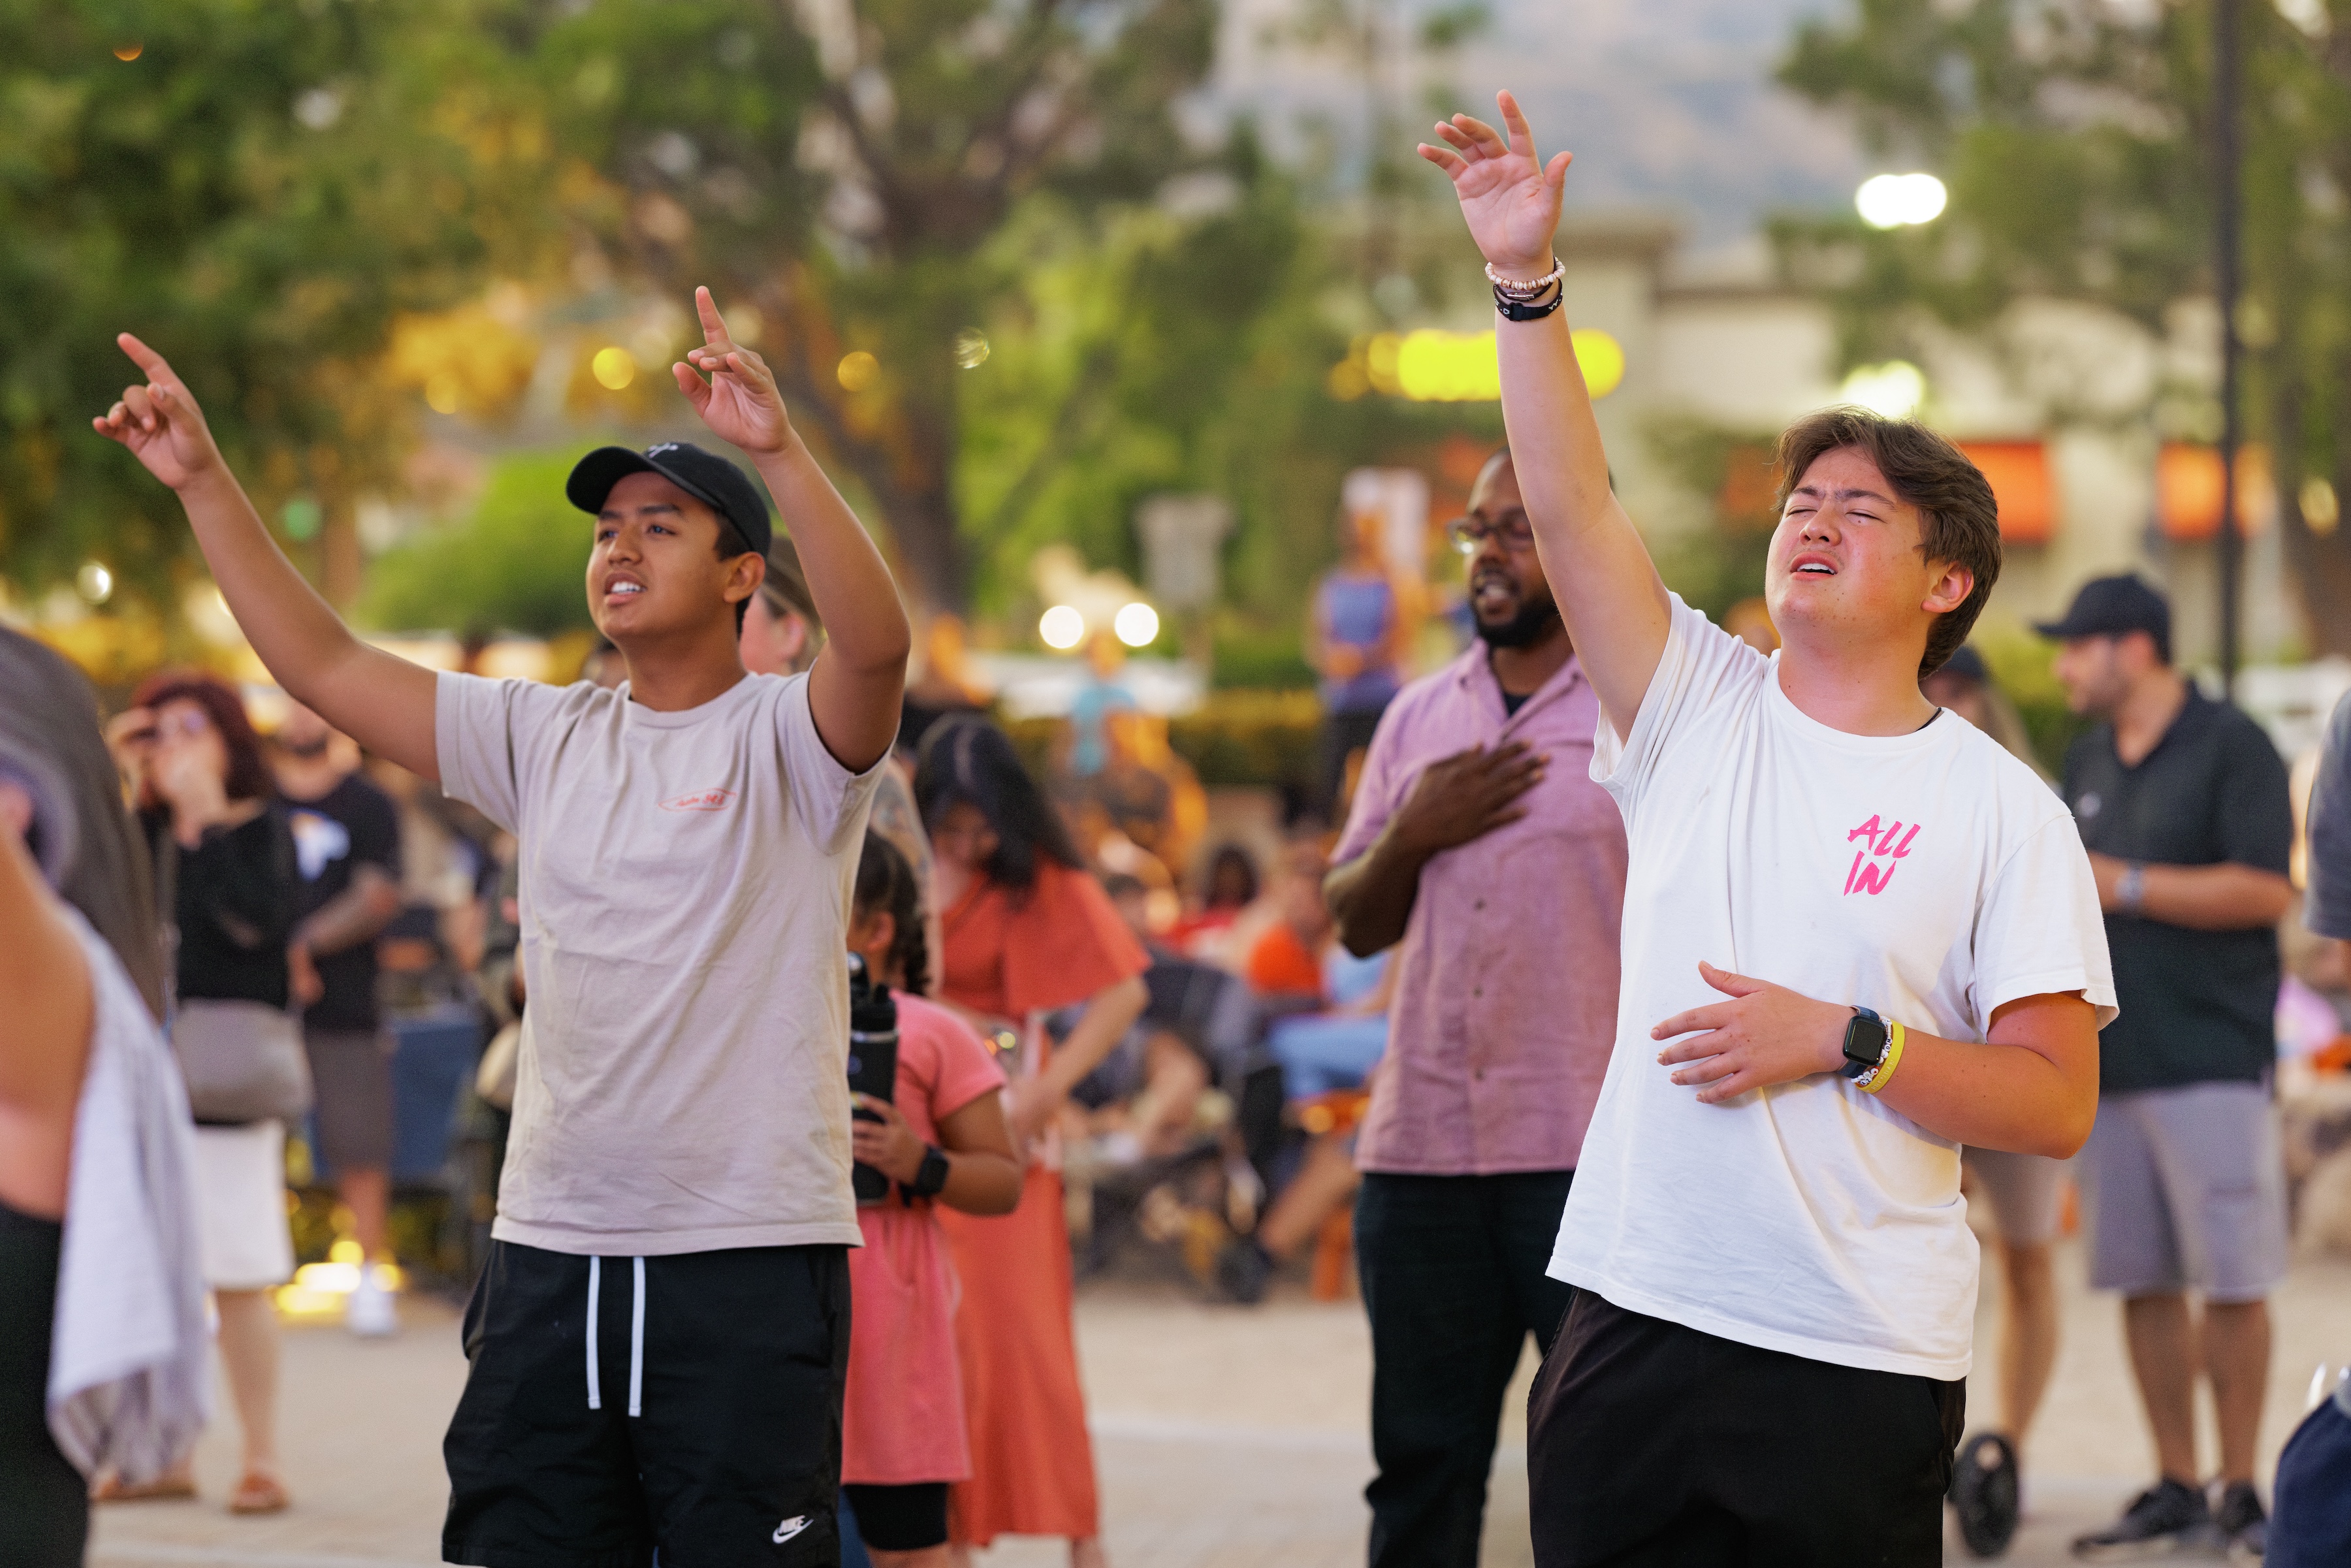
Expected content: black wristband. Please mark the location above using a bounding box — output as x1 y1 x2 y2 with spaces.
905 1144 950 1200
1495 285 1565 321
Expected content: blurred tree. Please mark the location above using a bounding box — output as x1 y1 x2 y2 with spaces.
0 0 543 613
357 445 599 637
511 0 1236 616
1774 0 2351 655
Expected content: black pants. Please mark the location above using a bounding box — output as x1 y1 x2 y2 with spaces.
1355 1170 1575 1568
1527 1290 1964 1567
0 1204 84 1568
443 1240 848 1568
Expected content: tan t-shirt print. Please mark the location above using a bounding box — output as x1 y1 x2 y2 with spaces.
438 669 884 1256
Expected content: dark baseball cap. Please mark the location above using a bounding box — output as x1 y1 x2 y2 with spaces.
566 440 772 558
2032 574 2171 645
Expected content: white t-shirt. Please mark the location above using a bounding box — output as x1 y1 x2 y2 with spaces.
1549 596 2117 1379
437 669 883 1256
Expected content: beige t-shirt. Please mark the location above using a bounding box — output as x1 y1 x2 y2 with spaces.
437 669 883 1256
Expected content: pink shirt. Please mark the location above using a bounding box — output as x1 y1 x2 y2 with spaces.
841 993 1006 1484
1334 645 1627 1174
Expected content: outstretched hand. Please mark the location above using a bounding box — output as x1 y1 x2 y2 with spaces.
675 286 793 457
1650 961 1847 1105
92 334 227 492
1417 89 1571 281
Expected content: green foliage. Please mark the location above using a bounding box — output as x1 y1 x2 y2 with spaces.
357 447 600 637
0 0 517 605
1976 625 2087 777
1004 688 1322 789
1774 0 2351 653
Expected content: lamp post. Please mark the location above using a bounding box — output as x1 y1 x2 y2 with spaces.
2215 0 2243 696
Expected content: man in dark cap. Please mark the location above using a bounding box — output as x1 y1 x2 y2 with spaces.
2041 575 2294 1561
95 286 910 1566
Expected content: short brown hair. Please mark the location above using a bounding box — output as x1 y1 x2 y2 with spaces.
1773 407 2002 680
129 670 274 805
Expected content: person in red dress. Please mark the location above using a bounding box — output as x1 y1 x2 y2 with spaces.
914 720 1147 1567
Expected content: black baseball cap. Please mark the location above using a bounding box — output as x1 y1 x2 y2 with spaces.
2032 574 2171 647
566 440 772 558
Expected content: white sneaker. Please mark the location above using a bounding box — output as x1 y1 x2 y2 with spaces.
345 1265 398 1338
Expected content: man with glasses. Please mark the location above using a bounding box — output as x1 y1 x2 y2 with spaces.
1323 447 1628 1567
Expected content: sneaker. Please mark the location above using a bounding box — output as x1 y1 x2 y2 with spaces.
1950 1431 2020 1558
2215 1480 2266 1563
1214 1238 1274 1305
2071 1478 2211 1560
345 1264 398 1338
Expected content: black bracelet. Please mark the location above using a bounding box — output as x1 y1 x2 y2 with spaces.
904 1144 950 1200
1495 283 1565 321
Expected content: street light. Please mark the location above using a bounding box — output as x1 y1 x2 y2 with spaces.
1855 173 1947 229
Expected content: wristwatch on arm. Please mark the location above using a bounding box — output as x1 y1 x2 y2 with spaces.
903 1144 951 1202
1839 1006 1891 1081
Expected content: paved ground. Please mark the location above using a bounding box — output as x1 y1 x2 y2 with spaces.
88 1238 2351 1568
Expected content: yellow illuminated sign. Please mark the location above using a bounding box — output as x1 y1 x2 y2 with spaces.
1330 328 1624 402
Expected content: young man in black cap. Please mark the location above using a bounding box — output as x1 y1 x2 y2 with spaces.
2040 574 2293 1561
96 287 910 1566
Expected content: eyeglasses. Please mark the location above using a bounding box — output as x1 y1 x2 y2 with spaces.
1447 513 1537 553
129 709 212 744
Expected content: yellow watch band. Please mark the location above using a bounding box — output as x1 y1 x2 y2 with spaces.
1860 1021 1906 1095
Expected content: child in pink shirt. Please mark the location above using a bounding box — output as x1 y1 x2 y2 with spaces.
840 833 1022 1565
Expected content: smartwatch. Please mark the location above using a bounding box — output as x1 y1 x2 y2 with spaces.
1840 1006 1891 1080
905 1144 951 1200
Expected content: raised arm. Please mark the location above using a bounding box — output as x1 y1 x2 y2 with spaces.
93 337 439 780
1419 93 1670 740
673 288 910 773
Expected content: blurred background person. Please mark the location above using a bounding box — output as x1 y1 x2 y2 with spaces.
0 630 206 1568
1168 843 1259 961
900 614 992 761
839 832 1021 1568
2042 578 2294 1561
270 702 403 1338
1920 645 2064 1556
915 718 1147 1568
1307 501 1409 825
106 671 304 1516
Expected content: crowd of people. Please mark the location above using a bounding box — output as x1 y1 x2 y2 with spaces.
6 94 2351 1568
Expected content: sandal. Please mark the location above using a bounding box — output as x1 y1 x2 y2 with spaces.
227 1471 290 1515
91 1472 197 1503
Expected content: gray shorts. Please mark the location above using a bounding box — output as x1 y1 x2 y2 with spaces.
1962 1146 2068 1246
303 1027 396 1172
2081 1081 2288 1303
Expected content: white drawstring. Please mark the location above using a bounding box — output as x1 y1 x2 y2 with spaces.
628 1257 646 1418
584 1257 603 1411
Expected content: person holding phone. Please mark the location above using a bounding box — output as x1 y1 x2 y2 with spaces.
839 832 1021 1566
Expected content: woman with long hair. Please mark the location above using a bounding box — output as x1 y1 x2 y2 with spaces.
838 831 1022 1565
106 670 303 1515
914 719 1147 1567
0 630 206 1565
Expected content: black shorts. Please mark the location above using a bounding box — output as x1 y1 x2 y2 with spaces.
1527 1290 1964 1567
442 1240 849 1568
844 1482 950 1552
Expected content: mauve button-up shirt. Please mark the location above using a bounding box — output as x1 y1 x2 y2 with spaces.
1334 644 1627 1175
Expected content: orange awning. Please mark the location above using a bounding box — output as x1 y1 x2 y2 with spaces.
2158 443 2273 541
1957 441 2058 545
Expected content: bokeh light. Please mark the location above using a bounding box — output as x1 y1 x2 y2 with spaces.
954 328 990 369
1839 360 1927 419
1855 173 1947 229
837 350 880 391
113 42 142 61
75 562 113 605
1347 328 1625 402
1113 601 1160 648
591 346 636 390
1039 604 1085 650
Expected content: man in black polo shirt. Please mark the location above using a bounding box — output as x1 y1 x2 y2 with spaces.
2041 576 2293 1560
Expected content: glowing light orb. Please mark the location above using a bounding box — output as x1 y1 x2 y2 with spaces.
1039 605 1086 650
591 347 636 390
1113 602 1160 648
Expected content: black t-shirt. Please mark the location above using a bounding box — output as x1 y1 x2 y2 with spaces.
2061 691 2292 1093
149 807 300 1010
285 773 402 1032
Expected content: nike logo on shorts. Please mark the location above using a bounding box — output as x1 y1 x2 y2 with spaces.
773 1514 812 1544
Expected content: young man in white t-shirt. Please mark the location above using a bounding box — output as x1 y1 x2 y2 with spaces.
95 289 909 1567
1420 99 2115 1563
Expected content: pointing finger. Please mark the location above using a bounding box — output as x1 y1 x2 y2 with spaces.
117 332 177 383
694 285 731 348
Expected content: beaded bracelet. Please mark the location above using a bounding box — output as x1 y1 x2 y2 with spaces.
1485 255 1565 300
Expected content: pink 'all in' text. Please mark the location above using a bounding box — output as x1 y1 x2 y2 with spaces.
1844 814 1920 896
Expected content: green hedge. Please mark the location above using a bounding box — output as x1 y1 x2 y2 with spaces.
1002 688 1322 789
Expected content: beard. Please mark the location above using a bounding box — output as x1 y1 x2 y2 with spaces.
1475 594 1563 650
